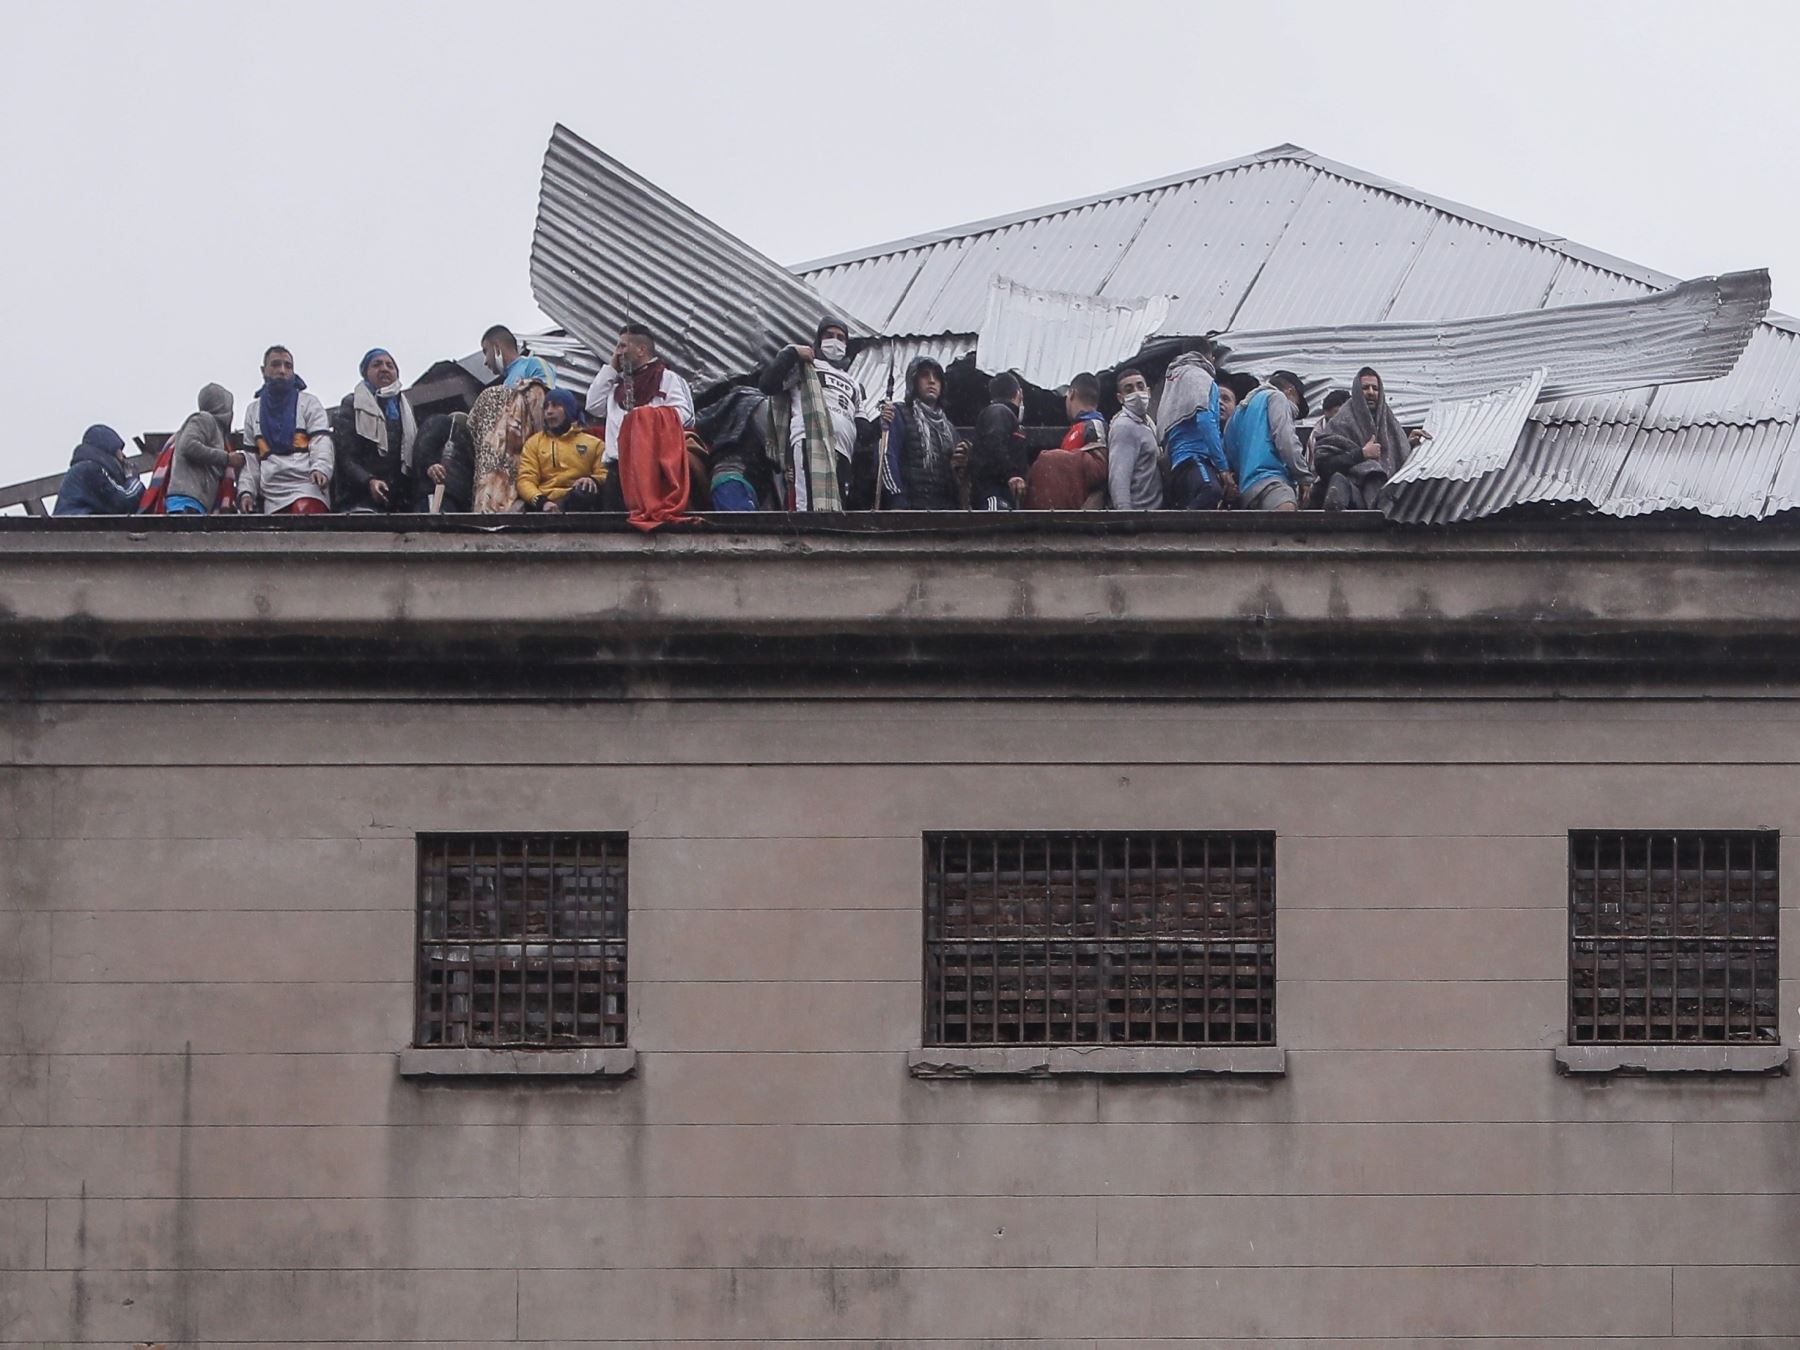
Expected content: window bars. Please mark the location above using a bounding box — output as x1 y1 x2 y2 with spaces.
1569 830 1778 1044
416 834 628 1048
924 832 1276 1046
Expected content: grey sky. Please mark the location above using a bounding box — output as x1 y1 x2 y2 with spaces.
3 0 1795 487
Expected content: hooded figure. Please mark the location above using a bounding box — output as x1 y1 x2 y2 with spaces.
1311 365 1410 511
54 425 144 516
1160 350 1231 510
165 384 241 514
881 356 962 510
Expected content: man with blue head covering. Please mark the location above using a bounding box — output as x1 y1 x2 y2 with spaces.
515 387 609 513
53 425 144 516
332 348 420 513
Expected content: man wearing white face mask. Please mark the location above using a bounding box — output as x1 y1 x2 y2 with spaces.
756 317 876 509
1108 367 1163 511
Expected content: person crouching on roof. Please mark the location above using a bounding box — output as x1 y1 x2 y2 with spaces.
1222 370 1314 512
878 356 963 511
1023 372 1109 510
334 349 419 514
166 384 245 514
1311 366 1410 511
53 425 144 516
240 345 333 515
584 323 695 511
516 389 608 513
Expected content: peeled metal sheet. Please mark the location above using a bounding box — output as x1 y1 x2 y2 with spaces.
976 279 1171 389
531 124 872 390
1391 368 1547 485
1215 271 1769 424
1600 419 1793 518
1384 417 1640 524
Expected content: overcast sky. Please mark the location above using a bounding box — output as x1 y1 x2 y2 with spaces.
4 0 1797 486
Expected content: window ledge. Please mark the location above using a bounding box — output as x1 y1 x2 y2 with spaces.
398 1047 637 1079
1555 1044 1789 1076
908 1046 1285 1079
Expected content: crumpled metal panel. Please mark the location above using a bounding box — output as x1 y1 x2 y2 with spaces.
1640 326 1800 428
1384 418 1641 524
846 334 978 418
1541 257 1657 308
976 279 1171 389
531 124 870 390
1391 368 1547 485
1215 271 1768 424
1600 419 1793 518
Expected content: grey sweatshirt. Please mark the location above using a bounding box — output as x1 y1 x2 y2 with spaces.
1107 409 1163 510
167 384 237 510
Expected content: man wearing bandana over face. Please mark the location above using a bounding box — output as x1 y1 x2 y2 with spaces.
333 349 420 513
240 345 334 515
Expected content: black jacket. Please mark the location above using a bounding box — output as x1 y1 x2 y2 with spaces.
970 402 1028 508
414 413 475 513
332 394 411 512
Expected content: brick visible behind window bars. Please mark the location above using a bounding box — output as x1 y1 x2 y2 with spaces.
416 834 628 1048
924 832 1276 1046
1569 830 1779 1044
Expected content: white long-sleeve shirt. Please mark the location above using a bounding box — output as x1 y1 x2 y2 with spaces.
242 391 334 513
583 364 695 465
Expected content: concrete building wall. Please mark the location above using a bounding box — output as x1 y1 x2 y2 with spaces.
2 692 1797 1346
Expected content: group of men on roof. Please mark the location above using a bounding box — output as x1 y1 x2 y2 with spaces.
51 319 1427 522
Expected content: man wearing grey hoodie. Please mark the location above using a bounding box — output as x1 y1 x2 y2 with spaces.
166 384 246 514
1107 367 1163 510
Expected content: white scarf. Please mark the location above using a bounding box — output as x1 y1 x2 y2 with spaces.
353 382 418 469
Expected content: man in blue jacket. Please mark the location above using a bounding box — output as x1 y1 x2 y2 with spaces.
53 425 144 516
1223 370 1314 512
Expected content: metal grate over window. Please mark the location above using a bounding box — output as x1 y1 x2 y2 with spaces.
924 832 1276 1046
416 834 628 1048
1569 830 1779 1044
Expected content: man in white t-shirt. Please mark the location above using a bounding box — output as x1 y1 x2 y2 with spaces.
582 323 695 509
758 316 880 508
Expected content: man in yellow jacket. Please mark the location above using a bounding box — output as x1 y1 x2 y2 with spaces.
516 388 608 513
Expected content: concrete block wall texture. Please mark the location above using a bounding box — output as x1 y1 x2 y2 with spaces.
2 695 1798 1346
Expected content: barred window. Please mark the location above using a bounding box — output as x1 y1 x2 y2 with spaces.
924 832 1276 1046
1569 830 1778 1044
416 834 628 1049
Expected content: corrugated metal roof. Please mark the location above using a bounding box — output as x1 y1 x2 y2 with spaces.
976 279 1170 389
531 124 872 390
1215 271 1767 423
846 335 977 418
1391 368 1547 486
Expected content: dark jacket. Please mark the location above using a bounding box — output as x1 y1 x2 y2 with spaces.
970 401 1028 509
53 428 143 516
696 385 776 509
884 403 962 511
332 394 410 513
414 413 475 513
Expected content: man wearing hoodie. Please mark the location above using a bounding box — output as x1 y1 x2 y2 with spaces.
241 345 334 515
166 384 245 514
1160 347 1232 511
53 425 143 516
757 317 877 511
1223 370 1314 512
1311 366 1412 511
879 355 963 511
333 349 419 514
1108 368 1162 511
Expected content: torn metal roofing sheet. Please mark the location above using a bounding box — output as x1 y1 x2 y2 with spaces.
976 279 1170 389
1392 368 1547 486
1215 271 1768 423
531 124 871 391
